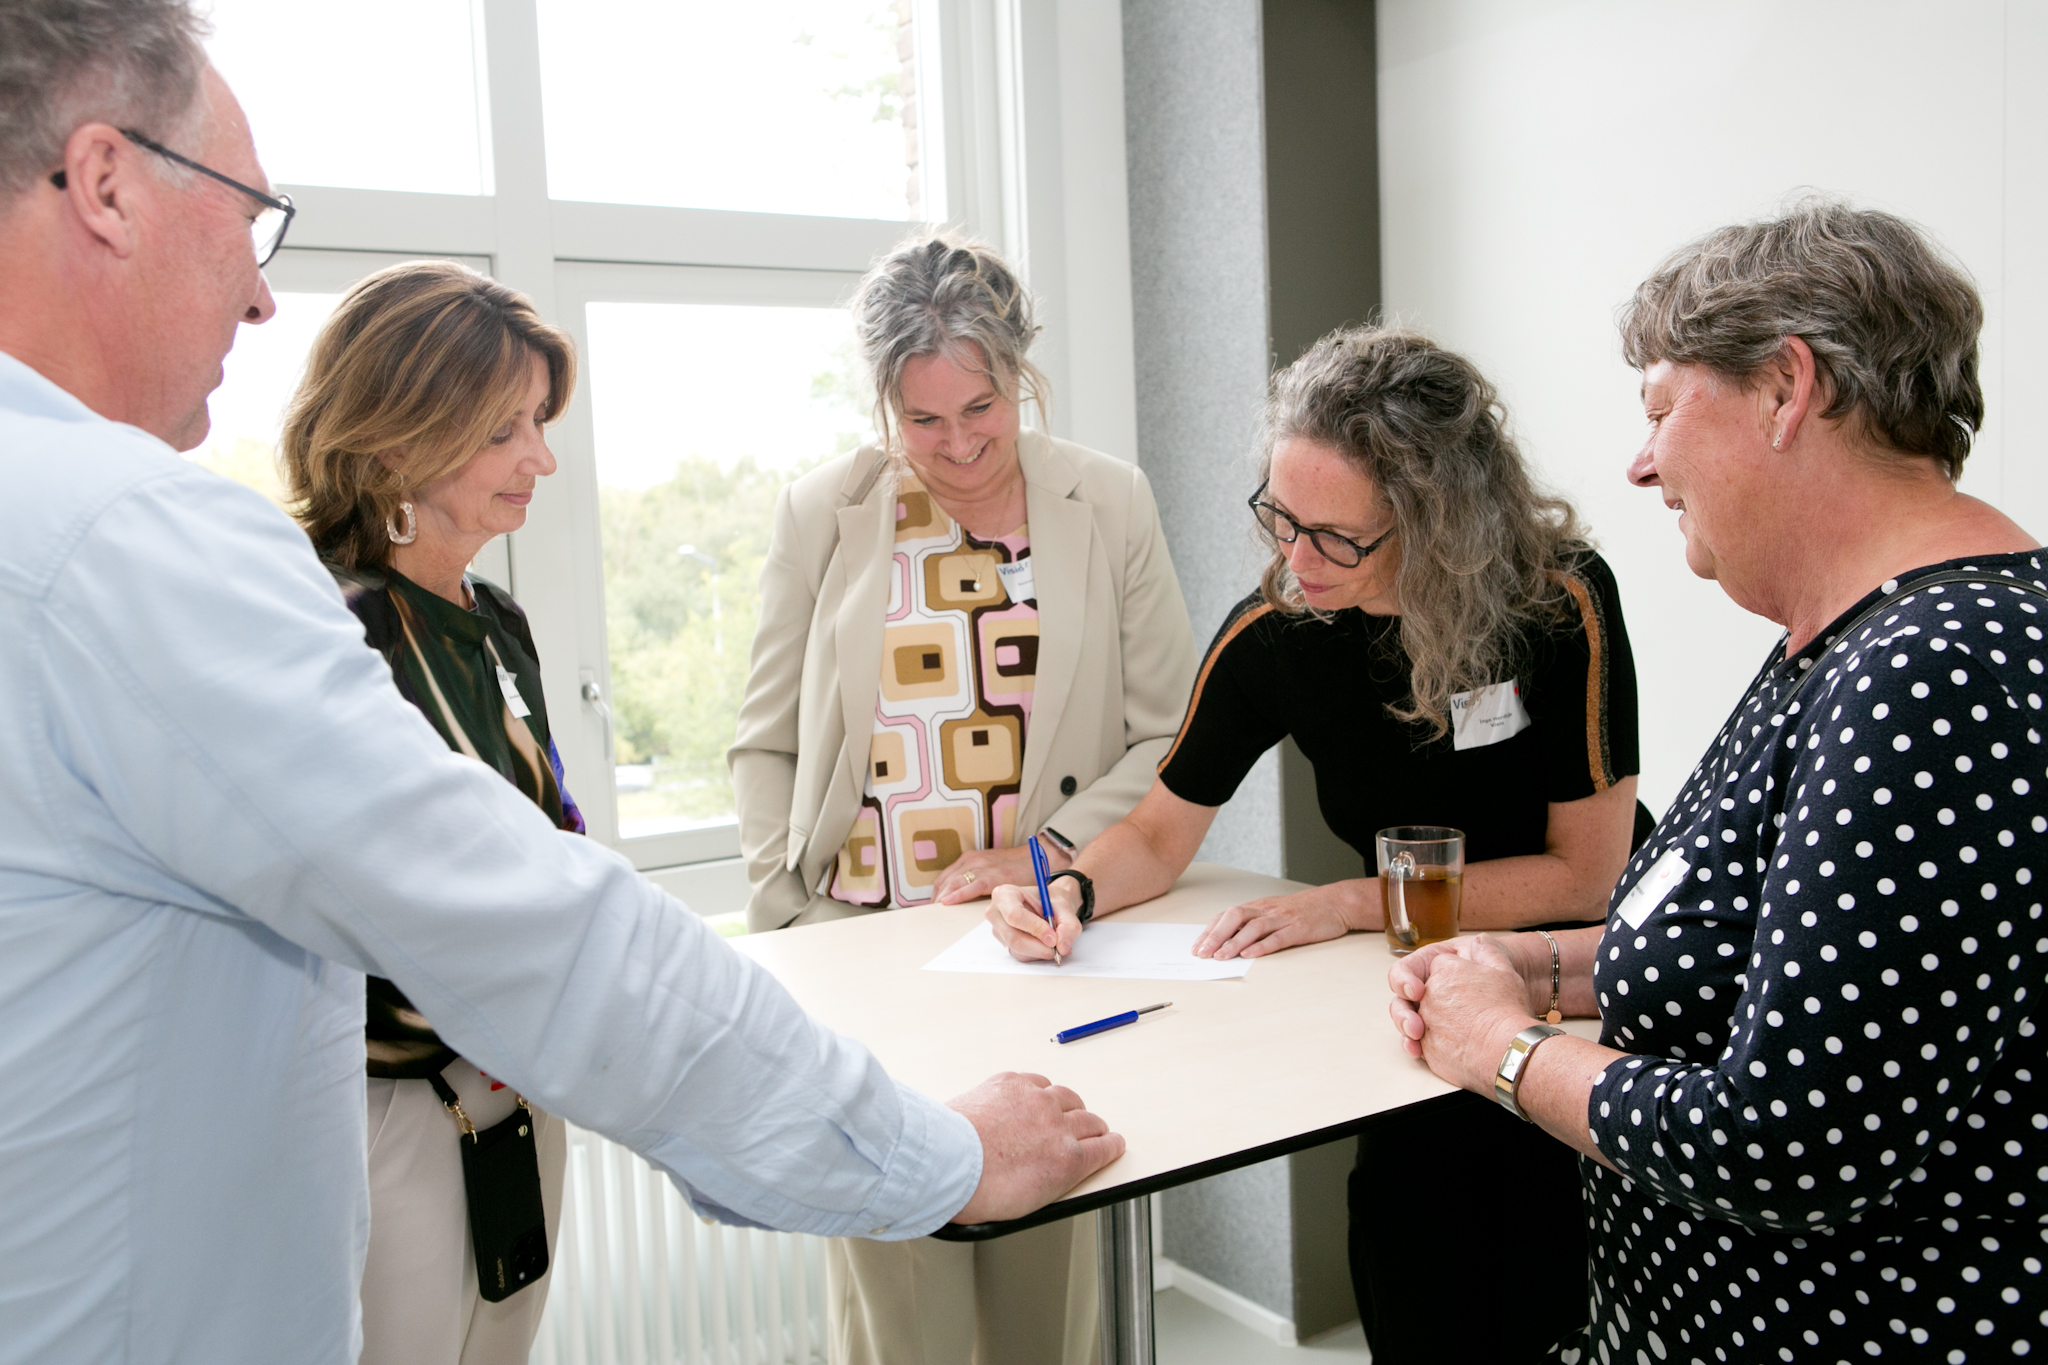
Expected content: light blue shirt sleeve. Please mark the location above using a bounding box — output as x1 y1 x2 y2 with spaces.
61 465 981 1233
0 358 980 1361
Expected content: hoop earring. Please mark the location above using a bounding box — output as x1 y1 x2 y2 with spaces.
386 500 417 545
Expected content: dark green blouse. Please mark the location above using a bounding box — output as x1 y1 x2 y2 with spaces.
329 563 584 1078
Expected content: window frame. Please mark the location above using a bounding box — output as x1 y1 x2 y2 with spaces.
549 260 867 868
233 0 1140 914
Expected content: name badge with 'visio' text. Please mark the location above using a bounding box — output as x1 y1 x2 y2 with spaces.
996 558 1036 605
1450 679 1531 751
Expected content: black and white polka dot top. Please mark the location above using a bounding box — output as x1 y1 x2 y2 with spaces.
1569 554 2048 1365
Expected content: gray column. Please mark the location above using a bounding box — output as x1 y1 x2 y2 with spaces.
1124 0 1379 1342
1123 0 1280 876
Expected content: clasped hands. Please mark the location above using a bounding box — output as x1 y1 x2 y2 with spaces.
1386 933 1553 1094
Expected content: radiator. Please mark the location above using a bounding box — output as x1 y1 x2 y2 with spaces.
532 1125 831 1365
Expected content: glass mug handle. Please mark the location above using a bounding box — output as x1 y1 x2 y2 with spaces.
1384 849 1417 937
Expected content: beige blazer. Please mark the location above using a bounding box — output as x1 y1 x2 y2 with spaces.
729 431 1198 932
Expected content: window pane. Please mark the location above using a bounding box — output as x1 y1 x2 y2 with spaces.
190 292 342 507
588 303 870 839
540 1 923 220
206 0 488 196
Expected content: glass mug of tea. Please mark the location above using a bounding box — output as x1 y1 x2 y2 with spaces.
1377 826 1465 956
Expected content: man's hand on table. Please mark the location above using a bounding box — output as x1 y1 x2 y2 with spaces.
1191 877 1380 960
946 1072 1124 1224
986 878 1085 962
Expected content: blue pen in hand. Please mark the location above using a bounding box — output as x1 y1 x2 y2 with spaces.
1053 1003 1171 1044
1027 834 1062 966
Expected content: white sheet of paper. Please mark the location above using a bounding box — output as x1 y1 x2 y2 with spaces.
922 921 1252 981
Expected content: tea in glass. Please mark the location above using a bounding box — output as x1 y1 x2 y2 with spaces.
1377 826 1465 955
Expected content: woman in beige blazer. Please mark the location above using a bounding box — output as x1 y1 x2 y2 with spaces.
729 235 1196 1365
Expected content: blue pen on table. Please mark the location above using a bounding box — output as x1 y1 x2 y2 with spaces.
1027 833 1062 967
1053 1003 1171 1045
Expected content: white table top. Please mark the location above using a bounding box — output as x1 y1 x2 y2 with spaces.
732 863 1599 1223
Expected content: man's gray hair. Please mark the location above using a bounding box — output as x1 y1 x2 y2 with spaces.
0 0 209 203
850 233 1048 451
1619 197 1984 480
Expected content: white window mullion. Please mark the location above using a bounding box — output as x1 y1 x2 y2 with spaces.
477 0 622 842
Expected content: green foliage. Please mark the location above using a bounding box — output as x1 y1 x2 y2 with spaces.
599 324 870 831
601 453 824 826
826 7 906 123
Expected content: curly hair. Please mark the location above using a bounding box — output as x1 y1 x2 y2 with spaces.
850 231 1048 452
281 261 576 571
1259 326 1587 739
1619 197 1983 479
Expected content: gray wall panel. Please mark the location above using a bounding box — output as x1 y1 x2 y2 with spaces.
1125 0 1378 1333
1122 0 1282 878
1160 1156 1294 1317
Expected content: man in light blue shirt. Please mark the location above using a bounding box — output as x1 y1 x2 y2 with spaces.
0 5 1122 1361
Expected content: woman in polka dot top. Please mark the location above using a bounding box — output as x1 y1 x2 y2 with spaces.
1388 200 2046 1365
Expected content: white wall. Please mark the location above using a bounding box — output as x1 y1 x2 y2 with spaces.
1378 0 2048 815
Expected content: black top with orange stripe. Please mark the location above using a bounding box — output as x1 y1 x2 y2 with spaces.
1158 550 1640 868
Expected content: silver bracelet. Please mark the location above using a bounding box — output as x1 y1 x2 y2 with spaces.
1493 1023 1567 1122
1535 928 1561 1024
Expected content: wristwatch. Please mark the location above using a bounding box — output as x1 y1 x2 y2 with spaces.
1045 869 1095 923
1493 1023 1566 1122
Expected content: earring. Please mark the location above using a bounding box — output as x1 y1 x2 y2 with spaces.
386 500 417 545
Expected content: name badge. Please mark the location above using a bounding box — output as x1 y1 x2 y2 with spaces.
495 663 533 719
996 558 1036 605
1615 847 1689 930
1450 679 1531 751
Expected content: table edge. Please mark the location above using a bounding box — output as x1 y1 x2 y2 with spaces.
930 1089 1476 1242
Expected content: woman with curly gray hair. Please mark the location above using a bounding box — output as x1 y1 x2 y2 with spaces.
991 325 1647 1361
1390 201 2043 1363
730 233 1197 1364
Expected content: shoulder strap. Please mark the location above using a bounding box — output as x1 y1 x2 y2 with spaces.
1791 568 2048 707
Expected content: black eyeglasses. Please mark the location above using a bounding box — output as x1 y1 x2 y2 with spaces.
49 129 295 267
1248 481 1396 568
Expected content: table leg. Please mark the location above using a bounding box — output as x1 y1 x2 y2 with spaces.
1096 1196 1155 1365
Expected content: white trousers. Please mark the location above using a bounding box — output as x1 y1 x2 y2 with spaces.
826 1213 1100 1365
360 1060 566 1365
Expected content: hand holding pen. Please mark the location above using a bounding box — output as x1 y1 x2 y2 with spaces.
1027 834 1062 967
986 844 1087 964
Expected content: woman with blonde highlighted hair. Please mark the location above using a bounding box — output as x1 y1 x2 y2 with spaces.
281 259 579 1365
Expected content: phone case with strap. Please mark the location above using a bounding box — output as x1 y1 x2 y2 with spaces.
426 1070 550 1303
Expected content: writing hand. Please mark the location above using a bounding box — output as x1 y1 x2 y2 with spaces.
986 878 1083 961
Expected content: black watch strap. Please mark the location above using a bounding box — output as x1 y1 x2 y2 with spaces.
1045 868 1095 923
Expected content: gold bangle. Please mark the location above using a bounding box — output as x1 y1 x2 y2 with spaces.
1535 929 1561 1024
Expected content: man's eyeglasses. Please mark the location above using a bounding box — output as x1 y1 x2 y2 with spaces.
49 129 296 267
1248 481 1396 568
